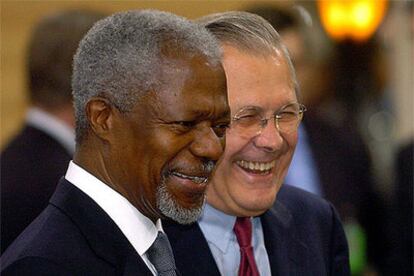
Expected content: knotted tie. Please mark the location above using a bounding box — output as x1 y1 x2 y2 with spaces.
146 231 177 276
234 217 260 276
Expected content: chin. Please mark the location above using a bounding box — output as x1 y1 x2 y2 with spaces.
161 206 203 225
237 193 277 217
157 183 205 224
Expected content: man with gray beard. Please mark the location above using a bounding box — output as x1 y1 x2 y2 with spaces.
1 9 230 275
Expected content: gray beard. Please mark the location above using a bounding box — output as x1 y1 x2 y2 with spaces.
156 178 205 225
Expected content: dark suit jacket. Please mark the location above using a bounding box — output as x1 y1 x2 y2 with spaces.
164 185 350 276
1 125 72 253
0 179 153 276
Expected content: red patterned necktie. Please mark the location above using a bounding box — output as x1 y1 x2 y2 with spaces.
234 217 260 276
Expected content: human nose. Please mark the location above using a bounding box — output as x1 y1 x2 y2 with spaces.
254 117 284 152
190 126 224 162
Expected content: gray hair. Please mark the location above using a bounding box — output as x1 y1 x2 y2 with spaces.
72 9 222 143
197 11 299 98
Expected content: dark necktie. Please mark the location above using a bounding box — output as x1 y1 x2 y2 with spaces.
234 217 260 276
146 231 177 276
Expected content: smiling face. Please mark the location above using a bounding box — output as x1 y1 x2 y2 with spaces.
206 45 298 217
109 55 229 224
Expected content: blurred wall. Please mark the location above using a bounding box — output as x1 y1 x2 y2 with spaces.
0 0 292 149
1 1 412 149
387 1 413 145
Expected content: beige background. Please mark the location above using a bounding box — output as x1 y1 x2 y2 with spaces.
0 0 291 149
1 1 412 150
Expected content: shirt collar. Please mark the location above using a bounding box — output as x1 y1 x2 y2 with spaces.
198 203 236 253
26 107 75 154
65 161 161 257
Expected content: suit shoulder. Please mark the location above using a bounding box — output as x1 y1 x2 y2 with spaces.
2 205 93 268
1 256 73 276
1 126 70 176
2 126 70 159
277 184 333 214
267 185 350 275
271 185 342 231
1 204 121 275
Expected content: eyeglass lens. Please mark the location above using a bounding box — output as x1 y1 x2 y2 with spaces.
231 103 305 138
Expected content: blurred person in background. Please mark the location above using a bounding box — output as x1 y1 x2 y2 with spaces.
388 141 413 276
388 5 414 275
246 5 388 275
0 10 104 253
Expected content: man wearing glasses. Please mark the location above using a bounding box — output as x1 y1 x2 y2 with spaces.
164 11 350 275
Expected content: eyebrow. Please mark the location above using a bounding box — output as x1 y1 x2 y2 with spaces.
175 107 231 122
219 109 231 121
234 106 263 114
235 102 299 114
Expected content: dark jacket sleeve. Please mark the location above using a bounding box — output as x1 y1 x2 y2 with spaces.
2 257 73 276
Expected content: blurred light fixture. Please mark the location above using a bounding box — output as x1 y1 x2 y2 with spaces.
317 0 388 42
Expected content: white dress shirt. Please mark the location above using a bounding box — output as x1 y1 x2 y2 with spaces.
65 161 162 275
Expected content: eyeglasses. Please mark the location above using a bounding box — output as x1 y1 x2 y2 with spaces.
231 103 306 138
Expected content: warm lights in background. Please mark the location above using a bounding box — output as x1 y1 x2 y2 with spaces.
317 0 388 42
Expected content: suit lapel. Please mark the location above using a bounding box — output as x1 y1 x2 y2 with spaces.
121 253 153 276
49 179 152 275
262 200 309 276
163 220 221 276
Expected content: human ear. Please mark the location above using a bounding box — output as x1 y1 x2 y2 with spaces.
85 97 114 140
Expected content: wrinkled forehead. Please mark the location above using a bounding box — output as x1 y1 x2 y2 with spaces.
222 41 299 97
222 46 296 114
157 53 225 92
150 55 228 117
